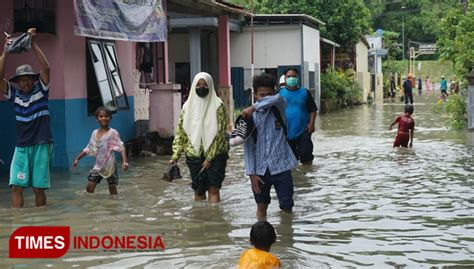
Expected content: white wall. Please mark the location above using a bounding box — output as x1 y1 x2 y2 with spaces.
366 36 382 49
302 25 320 72
356 41 368 73
302 25 321 108
231 25 301 69
355 41 370 103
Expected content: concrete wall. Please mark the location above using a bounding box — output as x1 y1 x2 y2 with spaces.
302 25 321 108
356 41 368 73
168 34 190 83
468 82 474 130
0 0 135 169
168 32 219 86
231 25 301 69
375 73 384 104
302 25 320 72
355 41 370 103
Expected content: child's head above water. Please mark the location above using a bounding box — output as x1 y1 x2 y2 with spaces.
404 104 414 115
250 221 276 251
253 74 276 101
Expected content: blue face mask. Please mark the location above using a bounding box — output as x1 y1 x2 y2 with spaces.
286 77 298 87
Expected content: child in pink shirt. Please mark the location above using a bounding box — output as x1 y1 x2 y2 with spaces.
73 107 128 195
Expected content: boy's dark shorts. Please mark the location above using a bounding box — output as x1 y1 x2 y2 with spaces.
88 169 119 185
288 131 314 163
253 170 294 210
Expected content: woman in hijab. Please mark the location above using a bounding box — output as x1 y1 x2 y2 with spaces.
170 72 229 202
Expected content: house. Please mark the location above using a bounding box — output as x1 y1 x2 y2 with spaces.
366 35 386 103
230 14 324 109
355 37 371 103
320 37 340 72
0 0 135 169
148 0 248 136
0 0 248 169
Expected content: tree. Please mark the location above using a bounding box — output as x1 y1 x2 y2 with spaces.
367 0 458 60
434 3 473 130
437 4 474 78
229 0 372 48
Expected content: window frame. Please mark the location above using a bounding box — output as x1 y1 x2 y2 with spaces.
86 39 129 113
13 0 56 34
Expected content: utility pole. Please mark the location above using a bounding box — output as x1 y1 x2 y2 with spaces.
402 15 405 62
250 0 255 104
462 0 468 14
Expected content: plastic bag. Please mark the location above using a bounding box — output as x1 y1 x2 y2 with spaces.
5 33 32 54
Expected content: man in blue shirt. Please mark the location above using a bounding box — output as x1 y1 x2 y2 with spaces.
279 68 317 165
242 74 297 220
403 76 414 104
440 75 448 97
0 28 52 208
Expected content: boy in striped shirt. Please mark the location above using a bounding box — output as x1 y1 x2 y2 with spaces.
242 74 297 220
0 28 52 208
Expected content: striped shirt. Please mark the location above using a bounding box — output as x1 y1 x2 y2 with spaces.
4 80 53 146
244 95 297 176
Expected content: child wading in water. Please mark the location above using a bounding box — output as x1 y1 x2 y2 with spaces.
242 74 297 220
239 221 281 268
73 107 128 194
389 104 415 148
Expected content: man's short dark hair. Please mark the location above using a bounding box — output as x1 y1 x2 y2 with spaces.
95 106 112 119
250 221 276 250
284 67 299 76
404 104 414 114
253 74 276 94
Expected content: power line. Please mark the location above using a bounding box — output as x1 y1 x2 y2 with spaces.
373 8 420 17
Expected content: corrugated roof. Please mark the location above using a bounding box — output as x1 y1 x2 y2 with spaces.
252 14 325 27
209 0 252 15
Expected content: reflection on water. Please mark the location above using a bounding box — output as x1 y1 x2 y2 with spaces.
0 95 473 268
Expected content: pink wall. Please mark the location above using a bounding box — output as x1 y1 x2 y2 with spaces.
1 0 64 99
0 0 135 101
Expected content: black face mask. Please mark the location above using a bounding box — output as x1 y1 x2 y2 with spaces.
196 87 209 98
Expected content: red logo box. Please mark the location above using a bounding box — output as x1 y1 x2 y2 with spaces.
9 226 70 258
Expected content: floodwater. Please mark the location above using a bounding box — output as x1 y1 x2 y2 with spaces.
0 93 473 268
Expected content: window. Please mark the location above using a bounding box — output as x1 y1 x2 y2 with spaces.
14 0 55 34
86 39 129 115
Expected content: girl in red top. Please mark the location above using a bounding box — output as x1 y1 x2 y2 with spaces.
389 105 415 148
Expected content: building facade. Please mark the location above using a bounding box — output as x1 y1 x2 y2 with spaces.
0 0 135 169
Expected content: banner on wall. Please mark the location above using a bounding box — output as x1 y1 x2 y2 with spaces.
73 0 167 42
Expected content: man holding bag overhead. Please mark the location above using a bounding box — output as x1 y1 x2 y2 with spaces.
0 28 52 208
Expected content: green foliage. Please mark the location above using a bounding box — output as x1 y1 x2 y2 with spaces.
432 4 472 130
382 31 402 60
437 5 474 79
229 0 372 47
432 93 467 130
367 0 457 60
382 59 406 77
321 68 362 105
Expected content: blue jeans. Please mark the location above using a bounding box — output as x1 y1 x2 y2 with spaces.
253 170 294 210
